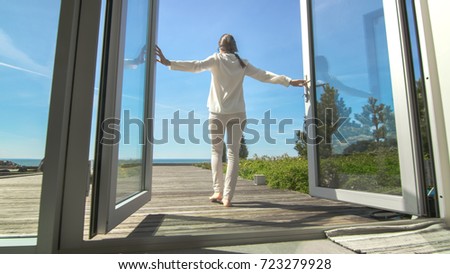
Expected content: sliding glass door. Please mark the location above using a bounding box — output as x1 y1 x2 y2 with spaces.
301 0 422 215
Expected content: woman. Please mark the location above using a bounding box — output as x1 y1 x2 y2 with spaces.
156 34 308 207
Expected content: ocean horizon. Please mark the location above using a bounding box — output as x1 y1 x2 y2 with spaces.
1 158 210 167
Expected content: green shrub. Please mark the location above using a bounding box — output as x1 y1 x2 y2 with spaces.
239 155 309 193
193 162 211 170
319 150 401 194
195 150 400 195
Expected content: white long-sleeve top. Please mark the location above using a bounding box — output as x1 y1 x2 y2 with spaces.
169 53 292 114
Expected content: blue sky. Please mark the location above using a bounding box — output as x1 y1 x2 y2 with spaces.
0 0 60 159
0 0 304 160
153 0 304 159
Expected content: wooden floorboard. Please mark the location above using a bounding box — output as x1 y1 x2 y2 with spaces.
0 165 382 240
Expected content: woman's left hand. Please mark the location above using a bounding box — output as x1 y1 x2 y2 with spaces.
155 45 171 66
289 79 310 87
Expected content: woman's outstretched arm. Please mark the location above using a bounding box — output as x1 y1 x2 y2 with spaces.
155 45 215 73
245 62 308 87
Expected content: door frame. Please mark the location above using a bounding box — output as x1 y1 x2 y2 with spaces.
37 0 102 252
300 0 423 215
414 0 450 225
37 0 159 252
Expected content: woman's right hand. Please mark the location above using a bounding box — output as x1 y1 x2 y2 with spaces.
289 79 310 87
155 45 171 66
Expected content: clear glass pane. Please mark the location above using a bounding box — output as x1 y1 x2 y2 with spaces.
0 0 61 238
312 0 401 195
115 0 149 203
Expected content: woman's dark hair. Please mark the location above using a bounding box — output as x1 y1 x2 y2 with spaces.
219 34 246 68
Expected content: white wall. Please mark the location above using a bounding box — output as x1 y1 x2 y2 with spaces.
428 1 450 144
423 0 450 225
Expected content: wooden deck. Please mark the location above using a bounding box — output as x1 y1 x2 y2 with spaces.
90 165 380 241
0 174 41 237
1 165 382 241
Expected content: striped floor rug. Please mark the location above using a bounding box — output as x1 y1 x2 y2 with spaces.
325 220 450 254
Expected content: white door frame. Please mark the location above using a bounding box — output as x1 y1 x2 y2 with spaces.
300 0 422 215
37 0 159 252
93 0 157 235
414 0 450 226
37 0 102 253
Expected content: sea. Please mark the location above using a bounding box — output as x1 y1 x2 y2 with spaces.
0 158 42 167
1 158 210 167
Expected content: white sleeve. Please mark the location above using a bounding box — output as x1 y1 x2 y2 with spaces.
245 62 291 87
169 54 216 73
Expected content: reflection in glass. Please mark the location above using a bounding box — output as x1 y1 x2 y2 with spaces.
312 0 401 195
115 0 149 203
0 0 61 238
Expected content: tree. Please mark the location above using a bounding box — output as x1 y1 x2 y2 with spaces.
294 129 308 159
415 78 432 158
294 84 351 158
316 84 352 158
355 96 395 143
222 134 248 162
222 142 227 163
239 134 249 159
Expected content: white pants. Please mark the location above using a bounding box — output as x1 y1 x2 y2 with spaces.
209 112 246 201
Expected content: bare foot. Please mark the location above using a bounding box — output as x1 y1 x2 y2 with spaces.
222 199 231 207
209 193 222 203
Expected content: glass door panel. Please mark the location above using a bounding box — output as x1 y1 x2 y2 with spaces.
313 0 400 194
115 0 149 204
92 0 158 235
0 0 61 243
301 0 421 214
